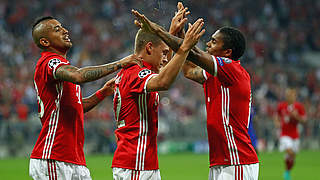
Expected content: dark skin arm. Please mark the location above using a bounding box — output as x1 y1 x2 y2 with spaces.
167 3 206 84
132 10 214 76
82 78 115 113
182 61 205 84
55 54 141 84
146 19 205 91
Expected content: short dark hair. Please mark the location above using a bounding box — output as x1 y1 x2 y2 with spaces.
31 16 55 49
134 29 162 53
32 16 55 32
219 27 246 60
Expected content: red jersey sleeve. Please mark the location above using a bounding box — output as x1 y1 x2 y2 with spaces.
127 67 158 94
46 56 70 79
296 103 306 119
211 55 242 86
277 103 283 115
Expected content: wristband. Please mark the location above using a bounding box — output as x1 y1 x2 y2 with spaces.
95 89 106 101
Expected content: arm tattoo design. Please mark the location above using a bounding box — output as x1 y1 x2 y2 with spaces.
56 66 78 82
106 62 122 72
57 61 124 83
158 30 203 65
82 69 103 82
158 30 183 52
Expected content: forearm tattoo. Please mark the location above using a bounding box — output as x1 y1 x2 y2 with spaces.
158 30 202 65
158 30 183 52
82 69 103 81
56 66 78 82
57 61 123 83
106 62 122 72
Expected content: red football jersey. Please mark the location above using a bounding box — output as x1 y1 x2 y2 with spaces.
277 102 306 139
112 62 160 170
31 51 86 166
202 56 258 167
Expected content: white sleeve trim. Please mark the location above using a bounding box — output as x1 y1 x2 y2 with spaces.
202 69 208 80
53 62 68 79
144 74 158 93
211 55 218 76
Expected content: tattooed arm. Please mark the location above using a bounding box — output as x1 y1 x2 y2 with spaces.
82 78 115 113
146 19 205 92
182 61 205 84
55 54 141 84
132 10 215 75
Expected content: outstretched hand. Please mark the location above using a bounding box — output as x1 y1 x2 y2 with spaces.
132 9 162 34
180 19 205 51
169 2 190 36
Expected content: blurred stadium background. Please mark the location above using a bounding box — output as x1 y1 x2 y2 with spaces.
0 0 320 179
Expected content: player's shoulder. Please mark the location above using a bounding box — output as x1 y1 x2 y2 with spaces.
215 56 237 66
278 101 287 108
124 64 152 79
37 52 67 66
294 102 305 108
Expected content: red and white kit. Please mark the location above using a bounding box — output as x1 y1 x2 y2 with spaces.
31 51 86 166
202 56 259 167
112 62 160 171
277 102 306 139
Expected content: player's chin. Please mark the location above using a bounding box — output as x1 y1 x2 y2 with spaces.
65 42 73 48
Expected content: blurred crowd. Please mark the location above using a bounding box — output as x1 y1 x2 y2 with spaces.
0 0 319 157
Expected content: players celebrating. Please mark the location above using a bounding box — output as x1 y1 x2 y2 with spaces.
132 2 259 179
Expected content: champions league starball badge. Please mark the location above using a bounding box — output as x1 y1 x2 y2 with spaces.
48 58 62 69
138 69 151 78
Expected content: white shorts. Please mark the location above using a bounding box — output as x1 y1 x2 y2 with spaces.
209 163 259 180
113 167 161 180
279 136 300 153
29 158 91 180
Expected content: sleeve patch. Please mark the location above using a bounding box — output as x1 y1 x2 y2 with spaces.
138 69 151 79
217 57 232 66
48 58 62 69
217 57 224 66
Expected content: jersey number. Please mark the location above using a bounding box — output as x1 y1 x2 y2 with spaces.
76 85 81 104
34 81 44 118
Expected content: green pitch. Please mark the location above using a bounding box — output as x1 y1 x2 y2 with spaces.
0 151 319 179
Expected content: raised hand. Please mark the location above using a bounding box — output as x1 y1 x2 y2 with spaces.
180 19 205 51
169 2 190 36
132 9 163 34
119 54 143 68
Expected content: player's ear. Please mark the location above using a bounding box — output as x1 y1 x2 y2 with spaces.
40 38 50 48
224 49 232 58
146 42 153 55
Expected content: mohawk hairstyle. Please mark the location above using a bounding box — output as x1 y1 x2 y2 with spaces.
31 16 55 49
32 16 55 32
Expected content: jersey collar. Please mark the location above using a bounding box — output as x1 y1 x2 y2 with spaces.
142 61 154 70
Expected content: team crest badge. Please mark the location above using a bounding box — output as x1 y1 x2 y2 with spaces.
138 69 151 78
48 58 61 69
220 57 232 64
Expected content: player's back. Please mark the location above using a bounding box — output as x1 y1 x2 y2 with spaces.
31 51 86 165
112 63 160 170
